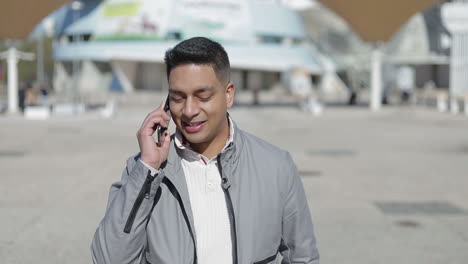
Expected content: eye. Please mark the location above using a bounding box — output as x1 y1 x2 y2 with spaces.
170 95 184 103
197 92 213 102
198 95 212 102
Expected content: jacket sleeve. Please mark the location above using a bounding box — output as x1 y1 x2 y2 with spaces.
91 154 164 264
279 153 320 264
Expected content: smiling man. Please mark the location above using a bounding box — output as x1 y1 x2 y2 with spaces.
91 37 319 264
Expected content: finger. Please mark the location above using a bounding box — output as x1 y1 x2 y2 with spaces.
161 110 171 121
142 101 166 124
146 116 167 129
159 109 171 125
159 100 166 110
148 102 164 118
160 131 172 151
144 106 171 123
140 111 157 129
140 116 166 136
141 110 170 130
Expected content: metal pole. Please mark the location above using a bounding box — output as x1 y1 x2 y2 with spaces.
71 1 81 114
37 35 45 83
442 1 468 116
7 47 19 114
370 44 383 111
72 54 79 113
449 34 459 113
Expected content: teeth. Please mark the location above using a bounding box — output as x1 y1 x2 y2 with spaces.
187 121 203 126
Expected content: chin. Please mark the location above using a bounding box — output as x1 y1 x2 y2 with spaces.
182 132 209 145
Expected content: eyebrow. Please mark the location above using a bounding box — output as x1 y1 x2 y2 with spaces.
169 86 215 94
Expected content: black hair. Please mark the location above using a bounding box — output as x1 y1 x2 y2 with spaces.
164 37 230 84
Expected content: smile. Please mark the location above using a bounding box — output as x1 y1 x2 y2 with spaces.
182 121 206 133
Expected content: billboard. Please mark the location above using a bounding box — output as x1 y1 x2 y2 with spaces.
175 0 253 43
95 0 172 40
94 0 254 42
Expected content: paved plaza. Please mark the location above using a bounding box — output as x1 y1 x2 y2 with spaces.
1 96 467 263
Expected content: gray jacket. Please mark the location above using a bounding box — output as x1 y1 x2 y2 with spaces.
91 121 319 264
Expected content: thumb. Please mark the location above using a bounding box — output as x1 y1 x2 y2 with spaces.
160 131 172 153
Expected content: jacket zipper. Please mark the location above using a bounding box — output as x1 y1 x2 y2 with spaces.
216 154 238 264
161 177 198 264
124 171 155 233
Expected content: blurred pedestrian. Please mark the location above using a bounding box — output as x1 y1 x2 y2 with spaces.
397 66 415 103
18 81 27 112
25 81 38 107
289 67 322 115
37 81 51 106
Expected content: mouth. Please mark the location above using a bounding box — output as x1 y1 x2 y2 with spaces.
182 120 206 133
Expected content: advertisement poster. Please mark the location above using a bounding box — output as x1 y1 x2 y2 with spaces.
94 0 253 43
175 0 254 43
95 0 173 41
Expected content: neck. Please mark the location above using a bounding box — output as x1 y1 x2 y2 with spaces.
191 117 230 160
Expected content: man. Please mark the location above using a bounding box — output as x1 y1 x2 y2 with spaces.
91 37 319 264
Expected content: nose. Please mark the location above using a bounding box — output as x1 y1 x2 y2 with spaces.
182 97 200 119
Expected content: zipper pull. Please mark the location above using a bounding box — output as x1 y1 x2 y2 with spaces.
144 175 155 199
124 172 156 233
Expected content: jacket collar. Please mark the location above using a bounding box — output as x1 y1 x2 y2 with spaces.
215 114 244 189
173 115 235 163
163 113 243 188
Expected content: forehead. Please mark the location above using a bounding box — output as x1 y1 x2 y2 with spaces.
168 64 222 91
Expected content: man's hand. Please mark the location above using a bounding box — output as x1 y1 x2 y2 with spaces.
137 101 172 170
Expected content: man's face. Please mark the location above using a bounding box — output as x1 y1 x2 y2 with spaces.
168 64 235 147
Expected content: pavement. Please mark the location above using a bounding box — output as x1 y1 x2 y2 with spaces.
1 95 467 264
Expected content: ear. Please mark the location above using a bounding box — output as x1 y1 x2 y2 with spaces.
225 82 236 108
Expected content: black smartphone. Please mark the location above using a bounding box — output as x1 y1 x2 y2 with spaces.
156 96 171 145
